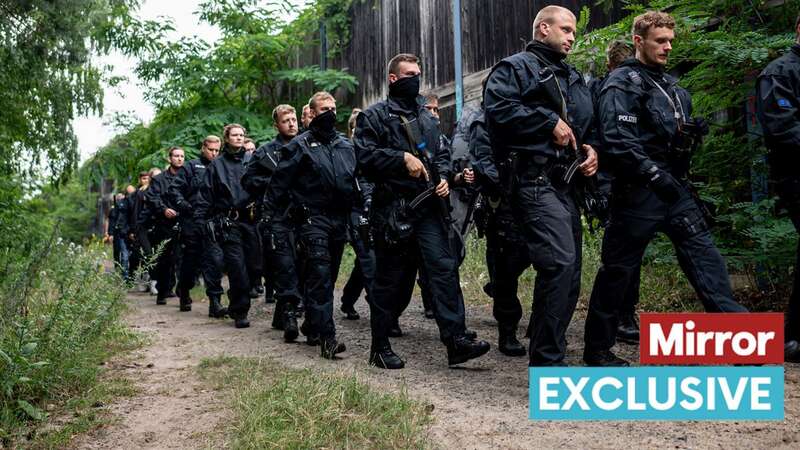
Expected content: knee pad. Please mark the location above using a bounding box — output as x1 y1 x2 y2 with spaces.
670 208 709 241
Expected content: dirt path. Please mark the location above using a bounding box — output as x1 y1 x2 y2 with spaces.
74 290 800 450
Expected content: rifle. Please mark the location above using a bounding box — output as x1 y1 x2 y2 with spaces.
399 115 453 224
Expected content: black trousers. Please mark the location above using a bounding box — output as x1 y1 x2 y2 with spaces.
151 223 178 299
260 220 303 319
129 227 153 280
584 184 747 354
485 211 528 330
177 220 224 299
220 221 260 319
341 211 377 308
240 219 263 290
787 210 800 342
300 214 347 340
514 181 583 365
371 203 467 345
776 177 800 342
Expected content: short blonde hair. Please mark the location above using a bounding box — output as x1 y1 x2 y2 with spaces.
272 104 297 122
532 5 575 40
632 11 675 39
203 135 220 147
309 91 336 110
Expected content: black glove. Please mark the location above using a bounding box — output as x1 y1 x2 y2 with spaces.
685 117 709 137
647 168 683 205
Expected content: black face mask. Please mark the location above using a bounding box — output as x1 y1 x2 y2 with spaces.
389 74 420 99
310 110 337 143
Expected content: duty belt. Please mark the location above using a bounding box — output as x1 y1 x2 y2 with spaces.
225 203 258 223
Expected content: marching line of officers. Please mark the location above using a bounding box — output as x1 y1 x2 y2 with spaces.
105 6 800 368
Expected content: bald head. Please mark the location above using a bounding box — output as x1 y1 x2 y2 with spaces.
532 6 577 55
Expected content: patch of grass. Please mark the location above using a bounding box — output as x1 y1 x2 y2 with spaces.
26 353 142 450
198 356 433 449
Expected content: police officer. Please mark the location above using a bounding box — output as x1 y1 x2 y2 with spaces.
588 39 641 345
141 148 184 306
355 52 490 369
167 135 227 318
106 193 130 279
242 104 302 342
127 171 152 288
756 15 800 362
263 92 355 359
242 136 266 300
584 11 747 366
339 107 377 321
484 6 599 366
469 106 528 357
300 104 312 132
196 124 258 329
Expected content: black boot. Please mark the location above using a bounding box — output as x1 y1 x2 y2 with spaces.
178 288 192 312
208 296 228 318
498 325 526 357
156 296 167 305
340 303 360 320
446 335 490 366
424 308 435 319
369 341 405 369
283 308 299 342
272 300 286 330
300 321 319 346
583 349 630 367
233 317 250 329
616 313 640 344
320 337 346 359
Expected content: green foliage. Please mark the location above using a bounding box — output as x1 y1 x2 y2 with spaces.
84 0 359 190
569 0 800 291
0 218 136 446
0 0 155 184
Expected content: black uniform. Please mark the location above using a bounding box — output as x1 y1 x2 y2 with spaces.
127 187 151 278
264 126 357 348
469 110 528 338
167 156 225 306
484 41 593 366
108 197 130 278
242 136 304 331
756 44 800 347
584 58 747 358
141 169 180 302
355 91 488 365
589 74 640 338
340 179 376 314
196 145 259 323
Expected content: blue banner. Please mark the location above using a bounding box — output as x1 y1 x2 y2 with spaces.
529 366 783 420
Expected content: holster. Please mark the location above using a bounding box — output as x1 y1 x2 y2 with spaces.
384 199 414 245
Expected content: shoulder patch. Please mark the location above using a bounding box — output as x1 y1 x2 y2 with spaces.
627 70 642 86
